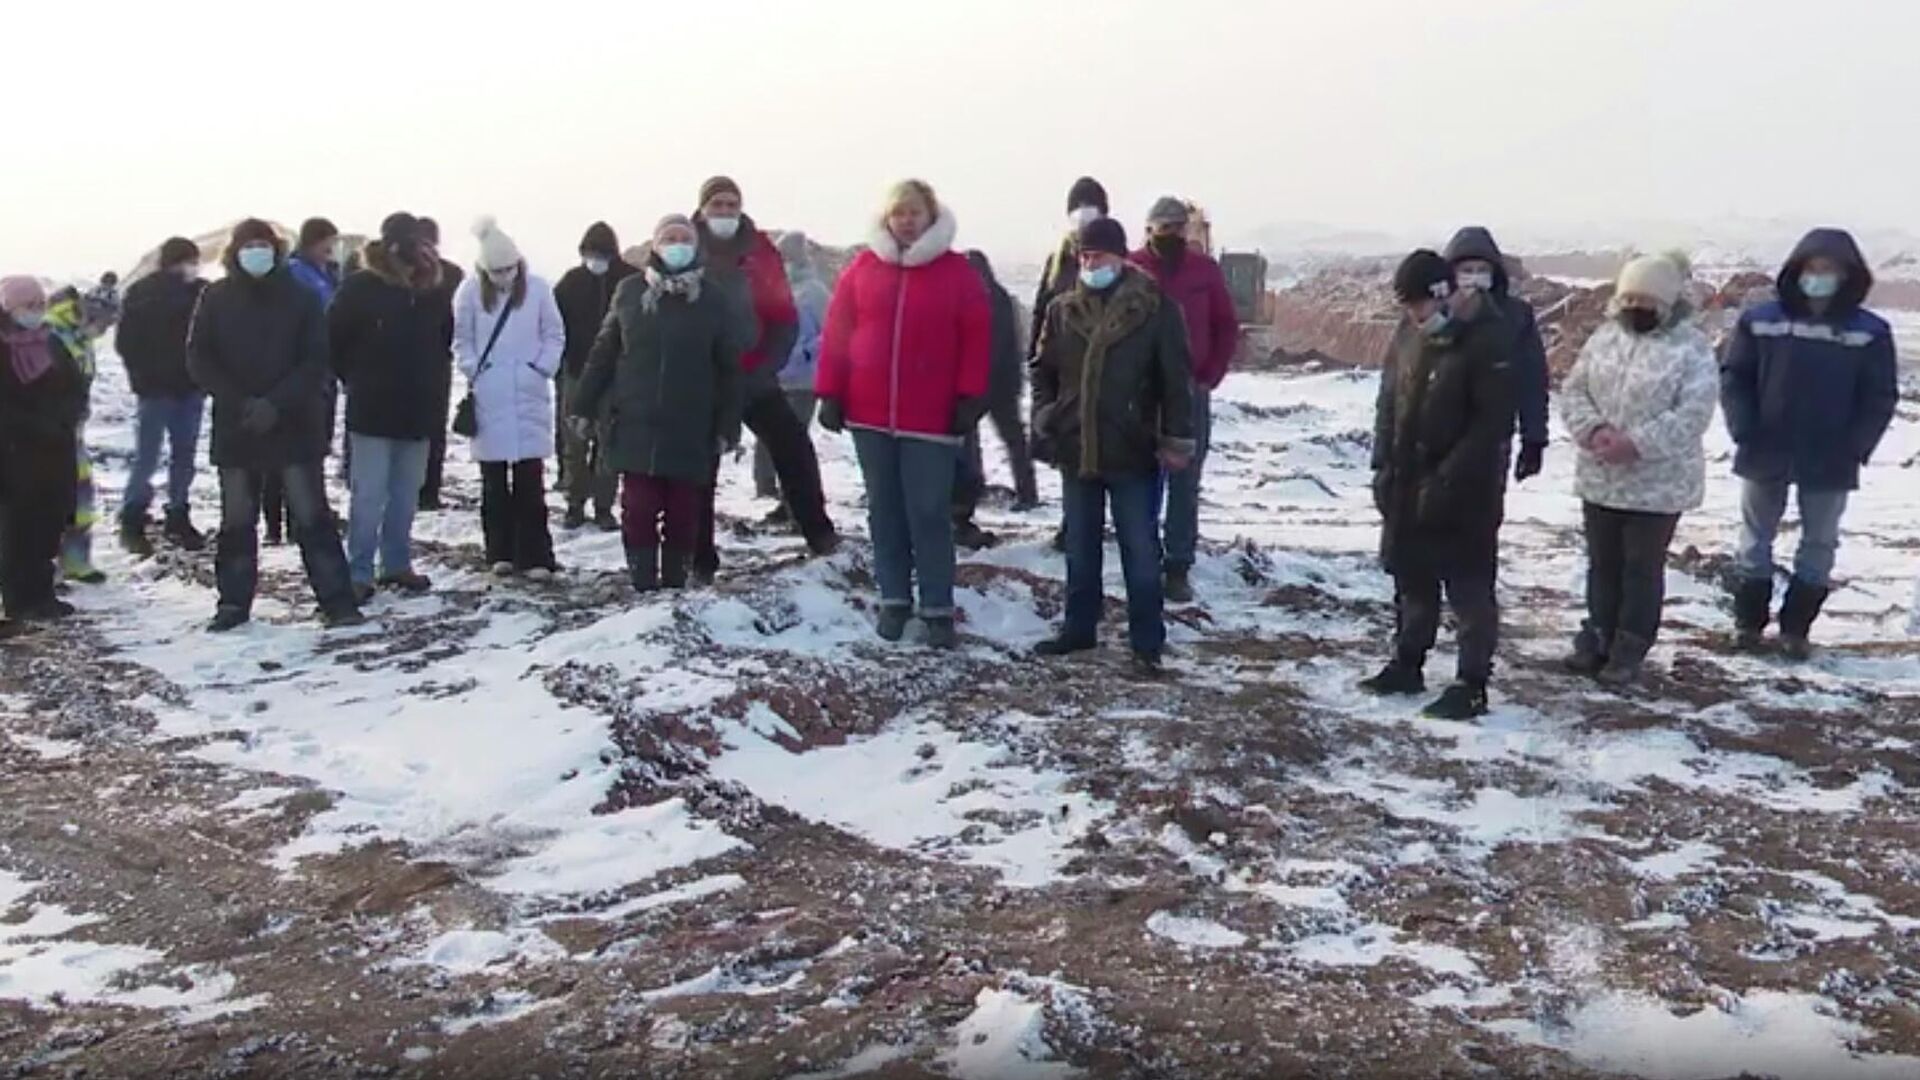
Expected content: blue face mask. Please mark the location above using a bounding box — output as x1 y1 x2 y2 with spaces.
1080 265 1119 291
11 310 44 331
237 246 276 278
659 244 697 272
1799 272 1841 300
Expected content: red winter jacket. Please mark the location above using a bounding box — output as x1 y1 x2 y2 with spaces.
702 221 798 375
1128 246 1240 389
817 210 990 438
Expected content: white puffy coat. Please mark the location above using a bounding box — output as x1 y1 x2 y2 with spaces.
1559 315 1719 515
454 273 567 463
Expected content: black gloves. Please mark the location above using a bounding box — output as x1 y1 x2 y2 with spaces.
818 399 845 433
1514 442 1546 483
241 397 279 434
951 396 990 436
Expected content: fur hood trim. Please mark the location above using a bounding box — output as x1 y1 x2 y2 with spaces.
362 240 444 293
868 208 958 269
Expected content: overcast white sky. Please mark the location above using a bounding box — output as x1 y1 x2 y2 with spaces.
9 0 1915 279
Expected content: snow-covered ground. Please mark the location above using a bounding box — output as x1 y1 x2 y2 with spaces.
4 348 1919 1077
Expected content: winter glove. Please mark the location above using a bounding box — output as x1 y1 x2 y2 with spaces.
817 399 845 434
950 396 990 436
241 397 279 434
1514 442 1546 483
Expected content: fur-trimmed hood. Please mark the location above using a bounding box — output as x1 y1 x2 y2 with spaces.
868 208 958 269
361 239 444 293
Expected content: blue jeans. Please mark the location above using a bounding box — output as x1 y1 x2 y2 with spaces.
1153 388 1210 571
1737 479 1849 588
852 430 957 617
347 434 430 585
1063 470 1165 655
122 394 205 523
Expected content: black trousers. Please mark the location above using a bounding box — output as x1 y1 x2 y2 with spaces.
1394 567 1498 686
0 494 66 618
695 383 834 574
954 393 1039 522
1582 502 1680 648
481 459 556 571
216 464 355 617
422 430 448 504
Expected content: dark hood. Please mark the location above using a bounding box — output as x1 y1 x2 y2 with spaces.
361 240 444 293
580 221 619 258
1443 226 1512 296
1778 228 1873 318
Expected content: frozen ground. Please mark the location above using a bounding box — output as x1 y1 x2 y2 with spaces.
3 355 1919 1078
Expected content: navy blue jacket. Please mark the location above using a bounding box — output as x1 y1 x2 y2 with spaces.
1443 227 1550 448
1720 228 1898 492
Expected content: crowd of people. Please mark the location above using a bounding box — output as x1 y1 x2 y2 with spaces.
0 178 1902 717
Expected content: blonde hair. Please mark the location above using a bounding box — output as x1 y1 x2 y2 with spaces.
884 179 940 223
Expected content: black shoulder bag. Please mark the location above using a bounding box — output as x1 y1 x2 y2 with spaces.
452 299 514 438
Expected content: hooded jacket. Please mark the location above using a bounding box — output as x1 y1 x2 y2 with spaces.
1372 295 1517 577
1032 265 1196 478
1127 242 1240 390
572 259 743 483
186 239 333 469
328 240 454 440
695 213 797 385
1720 228 1898 492
554 232 639 379
1443 228 1550 448
816 209 991 440
1560 302 1718 514
116 270 206 398
453 270 567 463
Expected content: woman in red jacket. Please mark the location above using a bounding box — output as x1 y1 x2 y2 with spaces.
817 180 990 648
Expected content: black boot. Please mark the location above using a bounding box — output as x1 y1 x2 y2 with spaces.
1564 625 1609 677
163 509 207 552
626 546 660 593
1423 681 1489 720
1359 660 1425 696
119 517 154 558
876 606 911 642
923 615 958 650
1164 567 1195 604
1732 577 1773 651
1777 578 1830 662
1596 631 1652 689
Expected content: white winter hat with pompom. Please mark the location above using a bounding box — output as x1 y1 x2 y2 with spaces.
472 215 521 271
1615 251 1689 310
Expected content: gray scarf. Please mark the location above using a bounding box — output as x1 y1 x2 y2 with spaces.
642 266 704 314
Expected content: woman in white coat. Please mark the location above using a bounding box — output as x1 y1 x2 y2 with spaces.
455 217 567 578
1558 252 1718 687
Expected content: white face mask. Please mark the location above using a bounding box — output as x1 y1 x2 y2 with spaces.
1068 206 1101 230
177 263 201 281
584 257 610 276
1455 269 1495 293
705 216 741 240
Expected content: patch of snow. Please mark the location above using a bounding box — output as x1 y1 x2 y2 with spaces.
437 989 559 1035
937 987 1079 1079
1145 911 1248 949
412 928 565 975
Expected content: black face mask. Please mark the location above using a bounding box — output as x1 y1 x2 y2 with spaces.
1150 234 1187 259
1619 307 1661 335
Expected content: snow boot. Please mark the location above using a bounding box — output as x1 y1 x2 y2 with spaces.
1423 681 1489 720
1359 661 1426 697
320 606 367 629
1777 578 1830 663
1563 625 1609 677
1732 577 1773 652
207 607 250 634
875 605 911 643
163 509 206 552
954 519 998 552
119 518 154 558
626 546 660 593
1164 567 1195 605
378 572 433 594
923 616 958 650
1595 632 1652 690
1032 634 1097 658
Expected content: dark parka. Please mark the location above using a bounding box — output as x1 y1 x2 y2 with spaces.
1371 296 1518 577
554 257 639 379
1442 228 1550 450
186 239 332 468
1031 266 1196 478
1028 233 1079 359
327 241 454 440
1720 228 1899 493
0 330 86 516
968 251 1024 407
116 270 206 398
571 264 743 483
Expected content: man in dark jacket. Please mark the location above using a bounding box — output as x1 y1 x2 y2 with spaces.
1362 250 1517 720
553 221 637 531
952 249 1037 549
692 176 838 577
1722 228 1898 660
1037 177 1113 554
115 235 209 556
1443 227 1550 483
414 217 464 510
1031 218 1196 677
329 212 451 600
187 219 362 632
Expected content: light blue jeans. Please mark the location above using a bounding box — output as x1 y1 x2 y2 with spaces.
347 434 430 585
852 430 957 617
122 394 204 523
1737 479 1849 588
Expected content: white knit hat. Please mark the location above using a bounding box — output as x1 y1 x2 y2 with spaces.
1615 252 1687 309
471 215 521 270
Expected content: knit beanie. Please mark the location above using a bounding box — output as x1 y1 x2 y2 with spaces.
0 275 45 314
298 217 338 250
1077 217 1129 259
472 215 521 270
1147 197 1190 227
158 236 200 269
1067 176 1110 216
653 213 696 244
380 212 420 249
230 218 278 250
698 175 742 209
579 221 619 257
1615 252 1687 310
1393 249 1454 303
